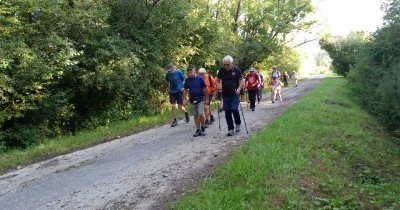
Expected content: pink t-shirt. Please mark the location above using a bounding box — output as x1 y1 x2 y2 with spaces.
272 79 281 90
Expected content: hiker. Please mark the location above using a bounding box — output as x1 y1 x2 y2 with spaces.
198 68 216 128
283 71 290 87
216 55 245 136
270 65 281 102
271 78 283 103
165 63 190 127
255 70 264 103
245 67 260 111
183 65 208 137
292 71 298 87
270 65 281 81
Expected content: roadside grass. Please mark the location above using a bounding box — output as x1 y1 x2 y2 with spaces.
174 77 400 209
0 109 182 174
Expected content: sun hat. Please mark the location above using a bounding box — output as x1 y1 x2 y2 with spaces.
198 68 207 74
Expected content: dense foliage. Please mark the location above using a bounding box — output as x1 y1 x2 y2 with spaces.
0 0 314 149
321 0 400 134
319 32 371 77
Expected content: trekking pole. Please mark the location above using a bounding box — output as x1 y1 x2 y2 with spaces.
216 99 221 130
238 98 249 134
245 90 249 109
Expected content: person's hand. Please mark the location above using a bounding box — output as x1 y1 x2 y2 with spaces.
235 89 241 95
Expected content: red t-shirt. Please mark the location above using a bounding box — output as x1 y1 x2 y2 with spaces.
245 73 260 90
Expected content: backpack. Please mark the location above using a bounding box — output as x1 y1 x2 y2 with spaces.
271 71 280 79
207 74 215 94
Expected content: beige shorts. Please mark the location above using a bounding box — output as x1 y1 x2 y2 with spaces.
189 101 205 116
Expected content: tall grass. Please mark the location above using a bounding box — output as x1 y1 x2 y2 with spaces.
174 77 400 209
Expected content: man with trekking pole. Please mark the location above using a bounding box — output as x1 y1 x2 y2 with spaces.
216 55 247 136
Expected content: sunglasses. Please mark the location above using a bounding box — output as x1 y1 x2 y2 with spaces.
223 64 231 66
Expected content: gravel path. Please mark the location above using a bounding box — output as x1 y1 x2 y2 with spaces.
0 76 324 210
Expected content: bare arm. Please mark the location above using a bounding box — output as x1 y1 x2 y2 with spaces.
182 89 188 105
214 78 221 98
204 87 209 103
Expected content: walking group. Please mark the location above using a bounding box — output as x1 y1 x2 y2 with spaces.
165 55 298 137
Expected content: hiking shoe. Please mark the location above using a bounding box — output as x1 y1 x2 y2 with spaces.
235 124 241 132
219 108 223 113
272 100 275 103
193 129 202 137
204 120 209 128
210 115 215 123
171 119 178 127
251 108 255 111
200 127 206 136
185 112 190 123
227 130 235 136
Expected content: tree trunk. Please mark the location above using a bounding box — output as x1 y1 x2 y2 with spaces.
233 0 243 33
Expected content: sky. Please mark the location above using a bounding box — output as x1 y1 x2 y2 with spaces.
315 0 385 35
295 0 386 76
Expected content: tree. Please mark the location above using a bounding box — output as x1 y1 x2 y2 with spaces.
347 0 400 134
319 32 371 77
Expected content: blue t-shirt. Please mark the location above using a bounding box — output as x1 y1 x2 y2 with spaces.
184 75 206 102
165 69 186 94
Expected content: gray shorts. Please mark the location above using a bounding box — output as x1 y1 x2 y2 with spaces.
189 101 205 116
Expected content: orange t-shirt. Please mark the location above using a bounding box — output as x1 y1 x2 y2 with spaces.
203 73 216 94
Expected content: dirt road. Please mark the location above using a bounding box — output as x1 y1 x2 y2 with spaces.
0 76 323 210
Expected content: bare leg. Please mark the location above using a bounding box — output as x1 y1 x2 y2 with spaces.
194 114 200 129
199 114 205 127
204 104 210 121
278 90 282 102
171 103 177 119
177 104 187 113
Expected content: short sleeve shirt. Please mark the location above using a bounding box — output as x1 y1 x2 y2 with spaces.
184 75 206 102
217 66 242 97
245 73 260 90
165 69 186 94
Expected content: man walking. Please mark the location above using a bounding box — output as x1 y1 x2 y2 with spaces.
165 63 190 127
216 55 245 136
183 65 208 137
245 67 260 111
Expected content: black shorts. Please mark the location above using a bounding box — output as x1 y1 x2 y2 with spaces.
169 91 183 104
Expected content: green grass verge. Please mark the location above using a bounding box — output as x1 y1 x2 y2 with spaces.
0 108 184 174
174 77 400 209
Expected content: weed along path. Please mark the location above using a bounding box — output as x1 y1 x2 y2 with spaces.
0 76 324 210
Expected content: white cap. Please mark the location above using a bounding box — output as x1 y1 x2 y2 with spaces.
198 68 207 74
249 67 255 72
